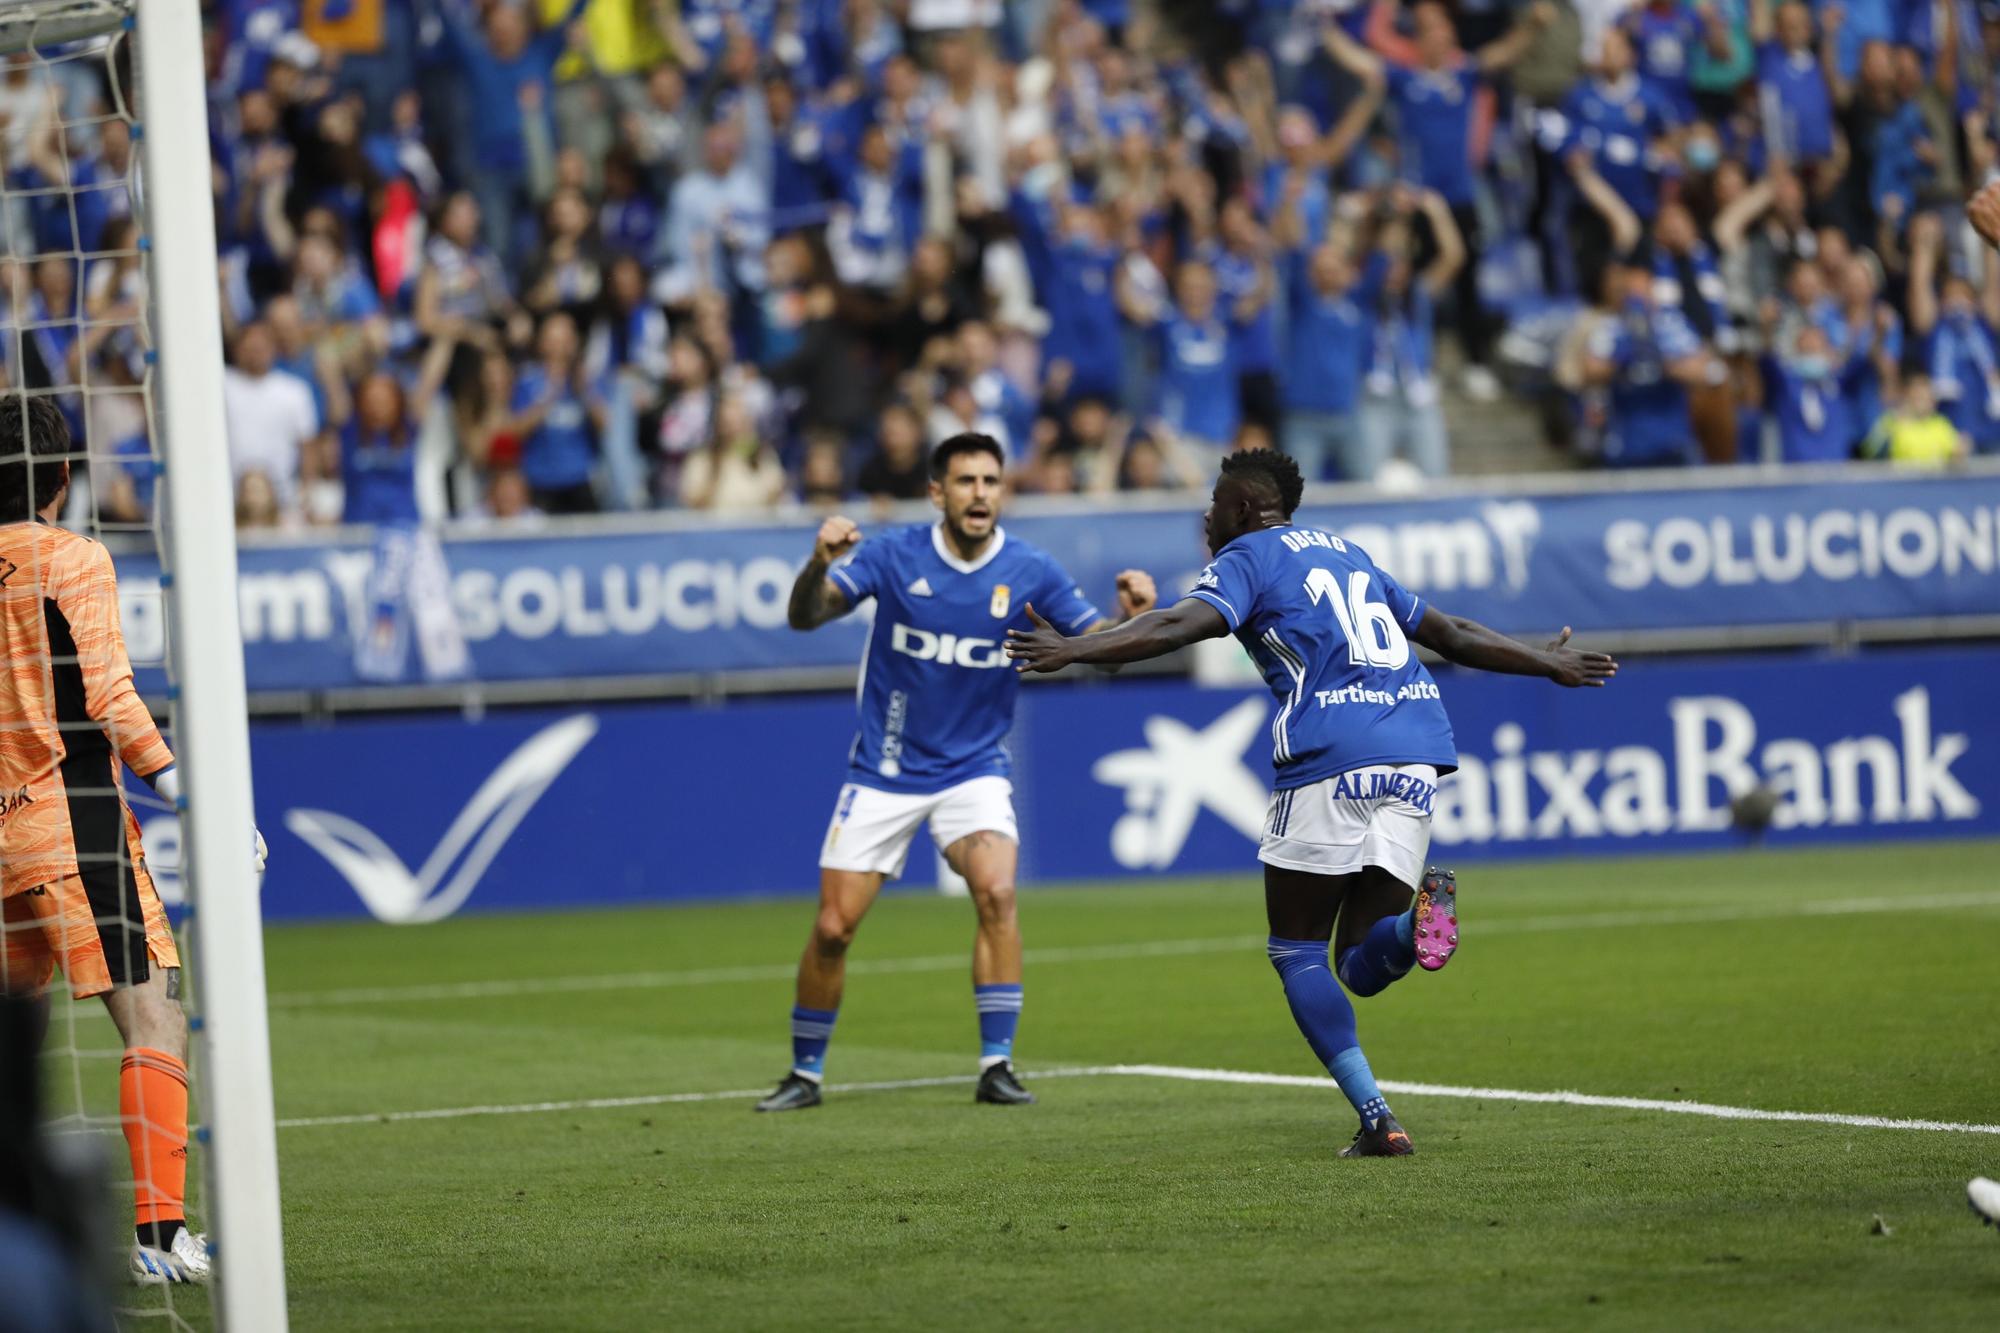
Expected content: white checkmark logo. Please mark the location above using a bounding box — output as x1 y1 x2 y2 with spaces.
284 714 599 924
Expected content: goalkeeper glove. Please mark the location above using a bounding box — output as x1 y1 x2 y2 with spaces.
150 767 269 876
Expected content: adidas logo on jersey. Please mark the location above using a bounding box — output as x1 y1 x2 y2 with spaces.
907 577 933 596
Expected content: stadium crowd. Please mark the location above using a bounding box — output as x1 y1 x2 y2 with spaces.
0 0 1996 530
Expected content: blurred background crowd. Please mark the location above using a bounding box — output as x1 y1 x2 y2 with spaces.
3 0 1999 530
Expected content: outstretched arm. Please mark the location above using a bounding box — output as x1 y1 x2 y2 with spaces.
1007 598 1229 672
1411 610 1618 687
787 515 859 630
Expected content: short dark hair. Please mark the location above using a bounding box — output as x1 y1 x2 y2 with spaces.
930 431 1006 481
1220 447 1304 517
0 395 73 521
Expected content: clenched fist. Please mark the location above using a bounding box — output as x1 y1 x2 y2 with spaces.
1971 179 2000 251
1115 569 1158 620
814 515 861 565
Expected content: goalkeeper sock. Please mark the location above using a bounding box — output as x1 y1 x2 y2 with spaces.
120 1047 188 1242
974 983 1023 1070
790 1005 837 1082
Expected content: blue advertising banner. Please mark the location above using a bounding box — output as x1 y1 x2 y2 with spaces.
137 645 1999 921
113 468 2000 693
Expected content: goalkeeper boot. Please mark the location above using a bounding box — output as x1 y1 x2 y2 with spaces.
1338 1114 1415 1158
1972 1177 2000 1232
754 1073 823 1113
130 1227 211 1285
974 1061 1036 1106
1413 867 1458 973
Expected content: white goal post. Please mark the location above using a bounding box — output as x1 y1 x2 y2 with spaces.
134 1 290 1325
1 1 289 1327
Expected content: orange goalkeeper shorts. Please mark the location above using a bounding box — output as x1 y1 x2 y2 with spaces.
1 816 177 1000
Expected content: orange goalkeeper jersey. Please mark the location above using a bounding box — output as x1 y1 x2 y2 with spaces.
0 520 173 895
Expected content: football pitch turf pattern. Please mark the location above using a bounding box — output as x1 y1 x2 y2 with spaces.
83 840 2000 1330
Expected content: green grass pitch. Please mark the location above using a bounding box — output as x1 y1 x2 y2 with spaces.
77 840 2000 1330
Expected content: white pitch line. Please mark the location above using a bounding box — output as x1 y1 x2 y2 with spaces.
1111 1065 2000 1136
273 1068 1109 1129
268 888 2000 1009
272 1063 2000 1137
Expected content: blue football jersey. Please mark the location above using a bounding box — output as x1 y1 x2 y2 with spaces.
1184 527 1457 789
830 524 1104 794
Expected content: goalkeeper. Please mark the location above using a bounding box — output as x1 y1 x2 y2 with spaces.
0 396 263 1285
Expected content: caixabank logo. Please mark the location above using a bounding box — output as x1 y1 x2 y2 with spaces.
1087 685 1981 869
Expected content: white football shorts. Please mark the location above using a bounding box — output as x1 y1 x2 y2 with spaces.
1257 764 1438 888
819 776 1018 878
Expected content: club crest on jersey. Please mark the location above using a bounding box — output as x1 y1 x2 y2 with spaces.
990 584 1011 618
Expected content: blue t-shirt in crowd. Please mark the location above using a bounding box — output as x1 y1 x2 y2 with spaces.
1563 76 1677 218
1626 3 1704 121
1842 310 1901 437
1183 525 1457 788
1047 238 1124 401
1386 63 1481 205
770 107 839 230
1590 302 1703 466
1284 254 1366 414
680 0 776 66
511 365 599 490
1763 359 1852 462
436 0 584 174
1868 102 1931 215
1261 162 1330 255
601 195 662 257
341 419 422 524
1212 245 1278 375
1928 313 2000 448
1158 308 1239 444
1757 43 1834 162
828 524 1103 795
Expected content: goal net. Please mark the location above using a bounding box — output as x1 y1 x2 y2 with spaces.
0 3 285 1329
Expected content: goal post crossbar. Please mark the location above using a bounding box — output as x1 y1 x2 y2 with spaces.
0 1 130 56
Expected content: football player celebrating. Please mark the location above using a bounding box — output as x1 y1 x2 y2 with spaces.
1006 449 1615 1155
757 432 1154 1112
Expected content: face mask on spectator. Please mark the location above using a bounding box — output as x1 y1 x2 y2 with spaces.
1685 139 1720 172
1790 354 1832 380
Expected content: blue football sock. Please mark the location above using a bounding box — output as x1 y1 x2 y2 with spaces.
1328 1047 1392 1129
1269 938 1391 1124
1265 935 1353 1062
1336 912 1417 998
790 1005 837 1081
974 983 1023 1069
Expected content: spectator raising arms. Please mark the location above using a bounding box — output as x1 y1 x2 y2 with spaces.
1355 188 1464 481
1584 254 1713 467
75 0 2000 538
321 332 457 525
1910 212 2000 455
507 312 607 514
1324 0 1555 402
